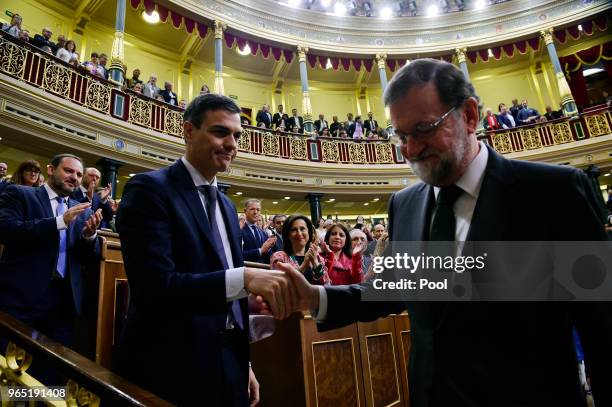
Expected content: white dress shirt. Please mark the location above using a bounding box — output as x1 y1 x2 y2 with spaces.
181 157 247 301
44 184 97 241
314 142 489 321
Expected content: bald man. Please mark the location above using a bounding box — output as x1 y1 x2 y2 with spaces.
71 167 114 225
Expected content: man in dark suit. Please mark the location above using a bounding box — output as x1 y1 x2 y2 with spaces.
329 116 342 137
314 114 328 135
283 59 612 407
364 111 378 133
0 162 8 194
288 108 304 133
71 167 114 226
255 104 273 129
116 94 296 406
272 104 284 129
31 27 57 53
0 154 102 346
241 199 276 264
270 214 286 254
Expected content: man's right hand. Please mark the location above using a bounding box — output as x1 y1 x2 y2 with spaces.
63 202 91 225
260 236 277 253
275 262 320 313
244 268 296 320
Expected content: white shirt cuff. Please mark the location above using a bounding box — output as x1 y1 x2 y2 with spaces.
226 267 248 301
312 285 327 322
56 215 67 230
84 231 97 242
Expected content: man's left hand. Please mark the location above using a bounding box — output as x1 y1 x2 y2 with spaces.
82 209 103 237
248 365 260 406
99 183 112 202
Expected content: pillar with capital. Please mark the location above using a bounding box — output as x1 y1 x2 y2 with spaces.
375 54 393 133
306 193 323 224
97 158 123 199
214 20 226 95
108 0 126 86
454 48 470 81
297 45 314 134
540 28 578 117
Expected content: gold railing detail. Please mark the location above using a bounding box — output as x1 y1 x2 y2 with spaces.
164 109 183 137
321 140 340 162
585 112 611 137
43 62 71 98
521 128 542 150
238 128 252 151
262 132 279 156
375 143 393 163
349 142 366 163
128 96 152 127
491 133 513 154
0 40 26 77
85 82 111 113
290 137 307 160
66 380 101 407
551 121 573 144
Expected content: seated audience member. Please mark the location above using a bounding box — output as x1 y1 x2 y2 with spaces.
55 35 66 51
517 99 540 125
155 94 164 102
272 104 285 128
270 215 330 285
291 125 299 133
314 114 328 135
4 14 22 37
339 129 348 138
323 223 365 285
497 103 516 129
0 154 102 347
350 229 371 274
178 99 186 109
366 130 378 140
132 82 143 94
345 113 355 131
509 98 521 121
350 115 365 139
9 159 42 188
82 52 99 75
330 115 341 136
288 108 304 133
321 127 330 138
97 53 108 79
126 69 143 89
482 107 501 131
364 112 378 133
71 167 114 226
256 104 273 129
241 199 276 264
17 29 29 43
56 40 78 63
31 27 56 53
160 81 178 105
544 105 563 121
68 56 79 67
40 45 53 54
143 74 160 99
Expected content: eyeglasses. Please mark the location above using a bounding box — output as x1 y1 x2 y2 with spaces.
396 105 459 143
24 169 40 174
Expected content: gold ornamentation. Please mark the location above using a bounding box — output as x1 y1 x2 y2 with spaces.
5 342 32 373
67 379 101 407
214 21 226 39
128 97 152 127
290 136 307 159
0 38 26 77
455 48 467 65
375 53 386 70
321 140 340 162
238 128 252 151
349 142 366 163
42 62 71 97
491 133 512 154
110 31 124 62
302 91 312 116
214 71 224 95
262 132 279 156
521 128 542 150
297 45 309 62
164 109 184 137
585 113 611 137
85 82 111 113
551 121 572 144
375 143 392 163
539 28 554 45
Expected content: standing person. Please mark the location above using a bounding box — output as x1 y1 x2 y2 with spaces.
241 199 276 264
55 40 78 63
160 81 178 105
126 69 143 89
256 104 273 129
288 108 304 134
71 167 114 226
270 214 286 254
142 74 160 99
283 59 612 407
272 104 285 128
9 159 42 188
116 94 297 406
322 223 365 285
0 154 101 346
4 14 22 37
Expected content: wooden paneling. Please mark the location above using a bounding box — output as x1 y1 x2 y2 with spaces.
312 338 360 407
393 314 411 406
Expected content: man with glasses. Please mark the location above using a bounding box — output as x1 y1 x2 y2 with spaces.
280 59 611 407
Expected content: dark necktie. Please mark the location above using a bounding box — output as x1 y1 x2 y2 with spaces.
250 224 261 246
197 185 244 329
429 185 464 242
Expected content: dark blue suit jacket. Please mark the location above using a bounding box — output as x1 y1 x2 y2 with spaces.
0 185 98 319
320 146 612 407
71 187 114 224
241 223 271 264
497 113 514 129
115 160 249 406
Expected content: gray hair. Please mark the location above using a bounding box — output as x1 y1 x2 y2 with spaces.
244 199 261 209
383 58 479 112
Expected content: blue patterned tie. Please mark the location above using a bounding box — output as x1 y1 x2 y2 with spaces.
55 197 67 278
198 185 244 330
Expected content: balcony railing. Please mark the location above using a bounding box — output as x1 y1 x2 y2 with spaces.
0 30 610 165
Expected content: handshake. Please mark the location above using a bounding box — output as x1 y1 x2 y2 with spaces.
244 263 319 319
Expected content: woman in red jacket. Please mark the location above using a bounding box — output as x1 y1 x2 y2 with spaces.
322 223 366 285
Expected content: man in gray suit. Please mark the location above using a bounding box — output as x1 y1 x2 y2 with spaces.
282 59 612 407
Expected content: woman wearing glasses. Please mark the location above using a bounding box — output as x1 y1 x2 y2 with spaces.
8 160 41 188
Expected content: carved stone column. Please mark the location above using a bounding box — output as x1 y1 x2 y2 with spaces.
214 21 227 95
540 28 578 117
297 45 314 134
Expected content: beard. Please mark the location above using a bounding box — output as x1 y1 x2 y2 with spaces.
408 128 469 186
49 172 77 196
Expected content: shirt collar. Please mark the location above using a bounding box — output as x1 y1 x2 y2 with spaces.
434 141 488 200
181 156 217 187
44 183 66 202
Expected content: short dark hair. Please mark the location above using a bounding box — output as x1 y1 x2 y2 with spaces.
282 215 316 255
498 103 506 112
183 94 241 129
12 159 41 185
383 58 478 112
272 214 286 223
90 52 98 58
50 153 83 168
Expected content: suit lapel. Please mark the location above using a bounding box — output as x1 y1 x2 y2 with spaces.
218 193 244 267
36 186 54 218
392 182 434 242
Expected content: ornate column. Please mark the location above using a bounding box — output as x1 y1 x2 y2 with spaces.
297 45 314 134
97 158 123 199
454 48 469 81
108 0 126 85
306 193 323 224
376 54 393 133
214 21 226 95
540 28 578 117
